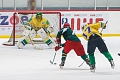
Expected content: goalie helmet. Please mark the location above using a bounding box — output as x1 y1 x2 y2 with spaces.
63 23 70 28
36 12 42 21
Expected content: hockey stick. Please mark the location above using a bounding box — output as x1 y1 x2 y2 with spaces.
50 51 57 65
28 34 43 50
50 46 63 65
16 12 42 50
100 21 108 34
99 21 108 41
78 61 85 67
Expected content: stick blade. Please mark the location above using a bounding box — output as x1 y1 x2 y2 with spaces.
50 60 57 65
34 46 43 50
78 61 85 67
50 60 53 64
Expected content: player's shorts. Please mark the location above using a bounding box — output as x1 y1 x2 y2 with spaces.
87 36 108 53
63 40 85 56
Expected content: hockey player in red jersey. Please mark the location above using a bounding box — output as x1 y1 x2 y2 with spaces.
55 23 90 68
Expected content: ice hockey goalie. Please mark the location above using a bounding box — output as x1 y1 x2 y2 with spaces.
16 12 56 49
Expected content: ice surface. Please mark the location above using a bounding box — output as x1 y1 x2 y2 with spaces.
0 37 120 80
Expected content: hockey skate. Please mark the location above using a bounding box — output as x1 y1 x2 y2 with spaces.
109 60 115 69
118 53 120 56
90 65 96 72
59 60 65 69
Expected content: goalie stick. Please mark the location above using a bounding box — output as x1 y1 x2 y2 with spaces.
28 34 43 50
16 12 43 50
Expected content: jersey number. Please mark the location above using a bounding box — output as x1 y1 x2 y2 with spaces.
82 27 91 38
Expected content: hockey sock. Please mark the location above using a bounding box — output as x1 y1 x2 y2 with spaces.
88 53 96 65
102 51 113 61
61 50 67 61
81 54 88 61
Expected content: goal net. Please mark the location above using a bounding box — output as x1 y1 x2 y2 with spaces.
2 11 61 46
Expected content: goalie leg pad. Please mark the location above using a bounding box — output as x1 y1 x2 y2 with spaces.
29 29 37 39
44 37 56 48
37 28 56 48
22 29 31 36
17 29 37 49
16 36 30 49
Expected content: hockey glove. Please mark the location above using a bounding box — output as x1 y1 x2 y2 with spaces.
100 33 102 36
55 46 62 51
24 22 32 30
56 38 61 44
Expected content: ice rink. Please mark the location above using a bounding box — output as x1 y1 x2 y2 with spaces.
0 37 120 80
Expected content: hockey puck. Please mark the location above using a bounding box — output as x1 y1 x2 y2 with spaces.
54 63 57 65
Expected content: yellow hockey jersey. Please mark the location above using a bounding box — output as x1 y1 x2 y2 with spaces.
29 17 50 31
82 22 106 41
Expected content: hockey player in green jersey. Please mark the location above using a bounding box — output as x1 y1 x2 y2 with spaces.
82 22 115 72
55 23 90 68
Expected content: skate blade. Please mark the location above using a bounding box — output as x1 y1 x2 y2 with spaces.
60 66 63 69
111 66 115 69
91 69 95 72
90 68 96 72
35 47 43 50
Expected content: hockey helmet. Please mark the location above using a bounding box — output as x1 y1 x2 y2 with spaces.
36 12 42 21
63 23 70 28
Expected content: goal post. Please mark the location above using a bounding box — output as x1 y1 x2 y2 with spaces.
2 11 61 46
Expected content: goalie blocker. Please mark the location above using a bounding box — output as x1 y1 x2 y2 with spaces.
17 27 56 49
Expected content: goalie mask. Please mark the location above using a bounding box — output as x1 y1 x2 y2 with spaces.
36 12 42 21
63 23 70 28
